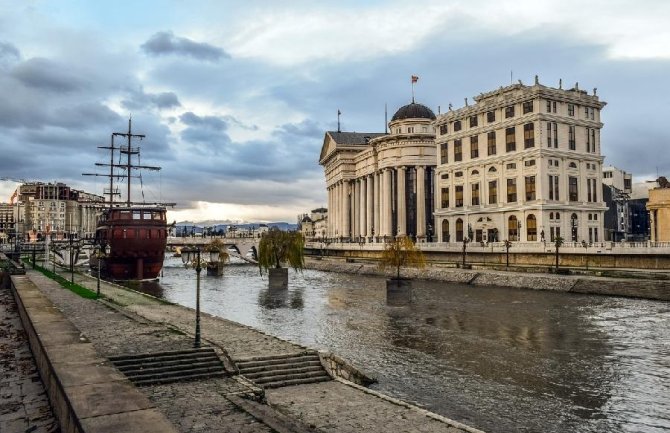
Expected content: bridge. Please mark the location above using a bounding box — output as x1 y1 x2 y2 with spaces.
167 237 260 263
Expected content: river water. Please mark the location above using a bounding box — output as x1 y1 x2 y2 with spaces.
129 257 670 433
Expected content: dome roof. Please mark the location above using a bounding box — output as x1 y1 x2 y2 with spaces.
391 102 436 121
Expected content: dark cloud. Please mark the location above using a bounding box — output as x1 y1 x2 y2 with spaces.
122 87 181 110
141 31 229 61
10 57 88 92
180 112 228 130
0 41 20 66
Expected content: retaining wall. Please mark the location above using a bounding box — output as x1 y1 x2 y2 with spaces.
10 275 178 433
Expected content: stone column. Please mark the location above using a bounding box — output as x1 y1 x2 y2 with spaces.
359 177 366 239
343 181 350 239
327 186 332 237
383 168 393 237
397 167 407 236
374 172 380 239
365 174 375 237
417 165 426 239
353 179 360 239
333 183 339 238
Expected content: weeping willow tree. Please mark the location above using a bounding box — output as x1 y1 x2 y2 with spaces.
257 228 305 274
379 236 426 280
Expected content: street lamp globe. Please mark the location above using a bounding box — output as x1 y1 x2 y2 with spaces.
208 248 220 264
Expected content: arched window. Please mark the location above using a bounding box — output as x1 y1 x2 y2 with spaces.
569 162 577 168
571 213 578 241
527 214 537 241
549 212 554 220
472 170 480 176
441 220 450 242
556 212 560 220
456 218 464 242
488 166 497 172
508 215 518 241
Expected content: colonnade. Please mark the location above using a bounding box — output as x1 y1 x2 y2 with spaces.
327 166 430 241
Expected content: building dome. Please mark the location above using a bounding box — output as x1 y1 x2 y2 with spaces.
391 102 436 121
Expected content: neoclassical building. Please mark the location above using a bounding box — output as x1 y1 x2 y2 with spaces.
319 103 437 241
434 80 608 244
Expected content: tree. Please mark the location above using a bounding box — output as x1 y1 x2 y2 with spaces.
203 239 230 263
257 228 305 274
378 236 426 280
554 236 564 271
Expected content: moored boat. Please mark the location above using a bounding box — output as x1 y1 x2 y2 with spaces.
84 119 173 280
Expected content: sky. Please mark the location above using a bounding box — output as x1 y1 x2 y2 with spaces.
0 0 668 223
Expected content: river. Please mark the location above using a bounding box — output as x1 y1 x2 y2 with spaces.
128 257 670 433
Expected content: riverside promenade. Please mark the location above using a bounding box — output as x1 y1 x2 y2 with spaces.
7 268 481 433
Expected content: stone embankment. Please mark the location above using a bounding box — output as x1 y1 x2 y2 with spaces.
306 258 670 301
8 268 484 433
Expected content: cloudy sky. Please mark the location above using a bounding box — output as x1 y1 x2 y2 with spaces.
0 0 668 223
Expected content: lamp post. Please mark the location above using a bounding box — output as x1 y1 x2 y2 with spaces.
95 242 109 298
69 234 75 283
182 246 220 348
581 240 588 270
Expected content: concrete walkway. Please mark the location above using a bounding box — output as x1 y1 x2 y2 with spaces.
26 268 481 433
0 281 59 433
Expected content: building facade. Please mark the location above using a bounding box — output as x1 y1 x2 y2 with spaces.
0 203 13 244
434 80 607 244
11 182 104 241
319 103 437 242
602 165 633 241
647 179 670 242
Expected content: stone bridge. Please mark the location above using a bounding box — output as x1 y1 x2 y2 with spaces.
167 237 259 262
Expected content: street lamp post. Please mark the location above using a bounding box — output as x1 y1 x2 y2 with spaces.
182 246 220 348
95 242 109 298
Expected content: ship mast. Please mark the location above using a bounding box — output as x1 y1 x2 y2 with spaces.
83 118 173 208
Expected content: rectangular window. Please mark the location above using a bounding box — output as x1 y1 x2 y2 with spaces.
506 162 517 170
506 127 516 152
487 131 496 155
407 127 414 133
439 124 448 135
590 129 596 152
584 106 589 118
546 121 558 148
454 139 462 162
525 176 536 201
568 103 575 116
546 100 557 113
470 135 479 159
590 179 598 202
569 125 576 150
524 159 536 167
549 174 560 200
569 176 578 201
487 111 496 123
587 178 592 202
590 108 595 120
455 185 463 207
505 105 515 118
440 143 448 164
489 180 497 204
469 115 478 128
523 101 533 114
441 187 449 208
523 123 535 148
471 183 480 206
454 120 462 132
507 179 517 203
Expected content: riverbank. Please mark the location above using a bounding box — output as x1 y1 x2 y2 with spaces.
305 257 670 301
9 268 484 433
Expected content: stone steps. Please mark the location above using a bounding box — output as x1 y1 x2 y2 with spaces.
236 352 331 389
109 347 227 386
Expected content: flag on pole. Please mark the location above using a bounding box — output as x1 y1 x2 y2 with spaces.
411 75 419 83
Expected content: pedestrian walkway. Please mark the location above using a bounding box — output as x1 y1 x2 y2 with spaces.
0 282 59 433
26 268 482 433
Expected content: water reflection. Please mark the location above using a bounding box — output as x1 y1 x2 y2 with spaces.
258 287 304 310
129 257 670 433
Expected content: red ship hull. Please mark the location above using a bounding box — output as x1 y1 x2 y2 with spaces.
95 207 168 280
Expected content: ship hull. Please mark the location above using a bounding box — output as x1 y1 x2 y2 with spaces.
94 207 168 281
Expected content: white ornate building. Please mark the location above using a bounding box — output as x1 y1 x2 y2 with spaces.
319 103 437 241
434 80 608 244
